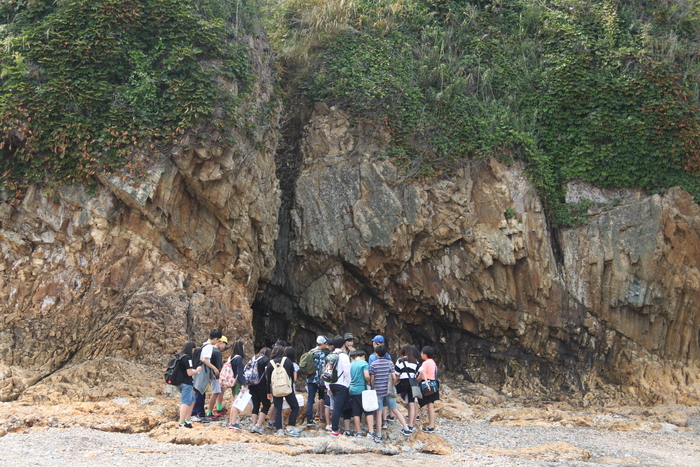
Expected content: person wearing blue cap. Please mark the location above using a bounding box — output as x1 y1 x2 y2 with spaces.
368 335 394 425
368 335 392 364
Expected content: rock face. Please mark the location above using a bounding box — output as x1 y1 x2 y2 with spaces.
0 36 281 402
254 103 700 405
2 65 700 405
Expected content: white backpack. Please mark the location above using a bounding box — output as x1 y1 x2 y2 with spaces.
271 356 292 397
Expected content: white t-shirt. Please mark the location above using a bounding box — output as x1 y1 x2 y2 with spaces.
200 341 213 361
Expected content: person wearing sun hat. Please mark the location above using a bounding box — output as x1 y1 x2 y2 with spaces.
343 332 356 355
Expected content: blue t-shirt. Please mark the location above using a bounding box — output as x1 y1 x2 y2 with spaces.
368 352 392 365
349 359 369 395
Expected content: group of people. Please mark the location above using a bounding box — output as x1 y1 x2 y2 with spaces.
173 330 440 443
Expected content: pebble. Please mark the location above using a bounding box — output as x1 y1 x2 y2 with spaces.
0 416 698 466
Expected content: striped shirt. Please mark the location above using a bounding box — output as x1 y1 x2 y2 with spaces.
369 358 395 397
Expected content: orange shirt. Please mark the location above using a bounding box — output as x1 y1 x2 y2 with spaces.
419 358 437 380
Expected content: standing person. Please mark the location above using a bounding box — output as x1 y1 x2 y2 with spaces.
368 335 393 422
227 340 248 430
192 329 222 422
349 350 374 438
369 344 412 442
248 347 272 434
265 345 301 437
327 335 351 437
303 336 329 427
343 333 356 355
395 344 420 432
176 340 203 428
416 345 440 433
368 335 392 364
207 336 229 419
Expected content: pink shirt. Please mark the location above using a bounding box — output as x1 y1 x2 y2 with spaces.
419 358 437 380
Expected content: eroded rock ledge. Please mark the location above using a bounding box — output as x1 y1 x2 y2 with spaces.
0 36 281 402
255 103 700 405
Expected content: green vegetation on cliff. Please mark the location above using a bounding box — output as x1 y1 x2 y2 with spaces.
0 0 255 201
269 0 700 223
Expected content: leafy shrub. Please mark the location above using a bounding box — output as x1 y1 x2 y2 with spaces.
270 0 700 216
0 0 255 201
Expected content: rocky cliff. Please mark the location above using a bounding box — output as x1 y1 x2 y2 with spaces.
254 103 700 405
0 36 281 402
2 69 700 405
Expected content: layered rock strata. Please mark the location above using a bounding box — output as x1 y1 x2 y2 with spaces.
0 37 281 402
255 103 700 404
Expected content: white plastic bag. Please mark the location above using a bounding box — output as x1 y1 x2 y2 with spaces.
362 389 378 412
282 393 305 410
233 388 252 412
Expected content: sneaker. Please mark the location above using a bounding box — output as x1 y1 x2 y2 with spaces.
210 413 223 421
367 431 376 440
374 434 383 443
407 425 415 433
352 431 363 437
276 429 285 436
266 421 276 430
214 408 228 416
285 429 300 437
422 426 436 433
200 416 211 423
381 420 388 430
386 414 396 422
400 427 412 437
306 420 316 427
178 422 193 429
342 430 352 436
330 430 342 437
228 423 242 430
251 425 265 435
190 415 202 422
416 414 421 421
325 424 333 431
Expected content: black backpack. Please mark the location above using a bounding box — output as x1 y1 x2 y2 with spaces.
164 354 186 386
321 352 340 384
192 344 205 368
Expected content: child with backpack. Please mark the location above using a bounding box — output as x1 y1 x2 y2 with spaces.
395 343 420 432
247 347 271 434
325 335 351 437
226 340 248 430
174 340 203 428
265 345 300 436
416 345 439 433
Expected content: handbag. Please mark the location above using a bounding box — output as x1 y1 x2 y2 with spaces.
420 379 438 396
362 389 379 412
387 377 397 399
232 388 252 411
219 361 236 388
409 378 422 400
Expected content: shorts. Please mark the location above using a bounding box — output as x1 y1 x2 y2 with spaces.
179 383 196 405
231 382 242 397
350 394 373 417
376 394 397 411
210 379 222 394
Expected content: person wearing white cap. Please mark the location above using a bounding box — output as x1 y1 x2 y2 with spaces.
301 336 329 426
